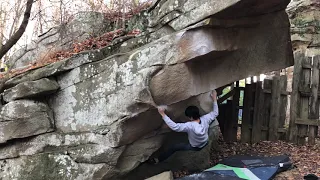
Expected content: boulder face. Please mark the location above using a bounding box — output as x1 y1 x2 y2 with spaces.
3 78 59 102
277 0 320 93
0 0 293 179
287 0 320 56
0 100 53 144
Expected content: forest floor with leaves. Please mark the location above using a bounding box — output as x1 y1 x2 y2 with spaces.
173 134 320 179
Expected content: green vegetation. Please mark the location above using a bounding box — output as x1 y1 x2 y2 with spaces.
219 80 245 106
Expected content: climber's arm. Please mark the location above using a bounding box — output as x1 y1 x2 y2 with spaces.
158 107 189 132
201 90 219 125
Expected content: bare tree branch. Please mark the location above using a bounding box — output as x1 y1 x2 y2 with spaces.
0 0 34 61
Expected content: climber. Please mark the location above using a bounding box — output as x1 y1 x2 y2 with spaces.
148 90 219 164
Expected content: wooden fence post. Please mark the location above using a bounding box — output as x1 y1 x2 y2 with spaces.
262 79 272 140
218 100 233 141
308 55 320 145
241 83 254 143
269 74 281 141
297 57 311 145
279 75 288 140
288 53 303 142
230 81 240 142
252 81 263 143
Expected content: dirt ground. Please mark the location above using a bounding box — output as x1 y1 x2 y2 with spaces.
173 136 320 179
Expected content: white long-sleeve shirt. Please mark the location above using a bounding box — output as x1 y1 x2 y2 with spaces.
162 102 219 148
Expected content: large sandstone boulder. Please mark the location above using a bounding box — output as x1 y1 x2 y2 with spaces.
49 9 292 147
0 0 294 179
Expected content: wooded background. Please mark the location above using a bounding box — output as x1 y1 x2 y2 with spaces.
0 0 151 64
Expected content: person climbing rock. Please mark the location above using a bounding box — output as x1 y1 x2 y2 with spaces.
148 90 219 164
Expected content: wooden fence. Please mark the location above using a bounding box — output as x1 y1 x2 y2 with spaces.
217 82 241 142
288 54 320 145
217 55 319 145
240 76 289 143
217 77 289 143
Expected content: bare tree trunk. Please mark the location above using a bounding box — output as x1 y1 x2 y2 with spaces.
0 8 7 50
60 0 63 24
0 0 34 61
38 0 43 35
8 1 23 39
122 0 126 30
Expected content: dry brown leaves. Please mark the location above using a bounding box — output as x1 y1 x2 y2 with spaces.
72 29 125 53
104 1 152 20
174 138 320 179
0 28 141 79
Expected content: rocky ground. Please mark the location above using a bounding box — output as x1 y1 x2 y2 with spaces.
173 133 320 179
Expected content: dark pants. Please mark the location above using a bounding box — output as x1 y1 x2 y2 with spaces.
158 143 205 162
